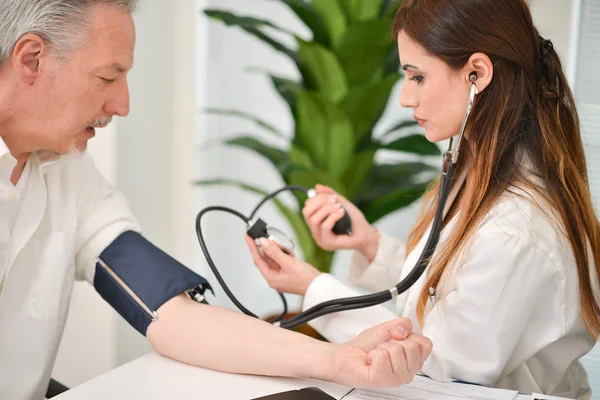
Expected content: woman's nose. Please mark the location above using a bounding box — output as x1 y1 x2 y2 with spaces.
399 84 417 109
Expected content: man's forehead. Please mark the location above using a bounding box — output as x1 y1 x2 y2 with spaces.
83 6 135 72
87 5 136 54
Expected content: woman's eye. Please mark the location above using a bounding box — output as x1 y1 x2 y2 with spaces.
410 75 424 84
100 77 116 84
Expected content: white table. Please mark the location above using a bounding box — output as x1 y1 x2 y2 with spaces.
55 352 532 400
54 352 350 399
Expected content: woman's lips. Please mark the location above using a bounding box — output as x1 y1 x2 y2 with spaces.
415 117 426 127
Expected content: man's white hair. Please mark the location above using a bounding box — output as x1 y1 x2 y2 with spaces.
0 0 138 68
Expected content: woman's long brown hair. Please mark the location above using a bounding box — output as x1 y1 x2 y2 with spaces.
393 0 600 337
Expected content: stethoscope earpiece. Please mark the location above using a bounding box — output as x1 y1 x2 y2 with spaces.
469 72 479 94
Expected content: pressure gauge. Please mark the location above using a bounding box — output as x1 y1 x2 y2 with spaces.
247 218 295 254
265 226 295 254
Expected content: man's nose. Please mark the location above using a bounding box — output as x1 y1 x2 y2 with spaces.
104 80 130 117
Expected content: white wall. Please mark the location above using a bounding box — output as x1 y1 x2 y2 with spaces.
529 0 574 66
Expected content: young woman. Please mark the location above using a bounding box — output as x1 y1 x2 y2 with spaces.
246 0 600 398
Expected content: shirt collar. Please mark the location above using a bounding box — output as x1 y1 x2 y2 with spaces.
37 150 62 164
0 136 12 159
0 136 65 176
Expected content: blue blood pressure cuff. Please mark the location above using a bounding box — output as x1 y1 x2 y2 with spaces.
93 231 213 336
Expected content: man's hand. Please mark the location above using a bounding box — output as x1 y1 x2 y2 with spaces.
322 318 432 388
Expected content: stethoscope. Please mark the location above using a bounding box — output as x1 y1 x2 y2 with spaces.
196 73 478 330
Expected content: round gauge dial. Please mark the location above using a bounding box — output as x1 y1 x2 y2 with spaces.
266 226 295 254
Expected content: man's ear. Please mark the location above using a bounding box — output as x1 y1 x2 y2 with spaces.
464 52 494 94
11 33 48 84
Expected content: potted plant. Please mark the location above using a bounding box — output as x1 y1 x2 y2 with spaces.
197 0 439 279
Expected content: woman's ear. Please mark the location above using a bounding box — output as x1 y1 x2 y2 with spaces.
464 52 494 94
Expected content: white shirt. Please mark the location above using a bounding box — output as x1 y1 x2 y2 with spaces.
303 176 596 399
0 154 31 235
0 138 140 400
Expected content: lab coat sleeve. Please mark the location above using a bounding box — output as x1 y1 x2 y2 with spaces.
73 154 141 284
420 230 559 385
348 231 406 292
302 273 398 343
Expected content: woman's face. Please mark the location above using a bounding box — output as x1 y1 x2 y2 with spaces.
397 31 473 143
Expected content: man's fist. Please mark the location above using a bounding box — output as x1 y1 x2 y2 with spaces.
323 318 432 388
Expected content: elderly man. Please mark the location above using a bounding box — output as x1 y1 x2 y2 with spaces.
0 1 432 398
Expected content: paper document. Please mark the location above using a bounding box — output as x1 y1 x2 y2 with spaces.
531 393 573 400
343 375 518 400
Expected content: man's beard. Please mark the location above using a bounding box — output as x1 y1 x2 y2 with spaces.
66 137 84 159
65 116 112 159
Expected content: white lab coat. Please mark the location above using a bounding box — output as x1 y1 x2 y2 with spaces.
303 172 597 399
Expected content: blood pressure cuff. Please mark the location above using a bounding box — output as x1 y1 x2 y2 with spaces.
93 231 212 336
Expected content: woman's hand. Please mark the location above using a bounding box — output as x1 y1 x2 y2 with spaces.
303 184 380 262
245 236 321 296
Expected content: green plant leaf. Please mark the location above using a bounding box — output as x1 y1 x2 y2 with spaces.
358 162 437 196
354 162 438 222
361 183 431 223
384 45 400 75
282 210 317 263
289 145 314 170
342 73 400 143
342 150 376 200
225 137 287 171
204 108 286 138
194 178 316 262
204 9 297 35
382 119 419 137
295 90 354 178
381 0 403 18
307 247 335 273
338 0 385 21
311 0 347 48
297 39 348 104
276 0 330 47
288 170 348 198
382 134 442 156
335 19 396 87
204 10 299 64
270 74 301 115
246 68 303 119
